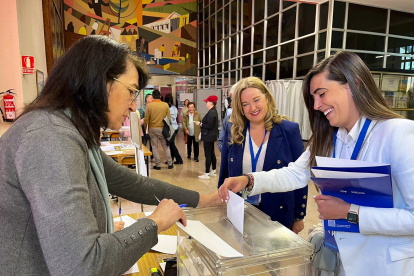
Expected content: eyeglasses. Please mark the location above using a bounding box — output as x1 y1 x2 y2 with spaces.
113 78 140 104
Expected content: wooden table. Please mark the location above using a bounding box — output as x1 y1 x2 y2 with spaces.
121 213 177 276
104 142 152 176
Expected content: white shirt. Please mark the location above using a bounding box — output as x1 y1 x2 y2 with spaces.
188 113 195 136
243 129 268 203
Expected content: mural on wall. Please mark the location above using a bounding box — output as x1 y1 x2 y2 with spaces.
64 0 197 75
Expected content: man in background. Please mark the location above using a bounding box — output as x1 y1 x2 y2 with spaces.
145 90 173 170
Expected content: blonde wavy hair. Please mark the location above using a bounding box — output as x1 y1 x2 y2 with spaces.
230 77 288 145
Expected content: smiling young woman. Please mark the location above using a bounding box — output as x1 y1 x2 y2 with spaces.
219 52 414 276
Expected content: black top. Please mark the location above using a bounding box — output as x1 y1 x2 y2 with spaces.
200 107 219 142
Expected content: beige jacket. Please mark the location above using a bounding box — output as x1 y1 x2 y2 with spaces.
182 110 202 142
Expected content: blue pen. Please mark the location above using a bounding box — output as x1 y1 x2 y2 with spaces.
118 198 122 221
154 195 186 208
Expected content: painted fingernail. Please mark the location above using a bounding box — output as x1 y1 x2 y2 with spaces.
313 195 316 198
221 198 223 202
226 196 229 200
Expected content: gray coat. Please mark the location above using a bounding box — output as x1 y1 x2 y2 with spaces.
0 109 199 276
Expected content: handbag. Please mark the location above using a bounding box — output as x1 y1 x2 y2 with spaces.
162 115 174 143
307 224 339 275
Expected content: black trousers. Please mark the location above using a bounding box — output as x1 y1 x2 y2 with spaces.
187 135 199 158
169 129 183 162
203 141 216 173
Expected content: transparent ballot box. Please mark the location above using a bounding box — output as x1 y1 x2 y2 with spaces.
177 203 313 276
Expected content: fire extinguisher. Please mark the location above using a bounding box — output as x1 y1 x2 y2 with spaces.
0 89 16 122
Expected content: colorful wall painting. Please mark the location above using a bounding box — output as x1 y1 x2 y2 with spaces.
64 0 197 76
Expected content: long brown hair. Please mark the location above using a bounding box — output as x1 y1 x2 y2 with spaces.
303 51 403 167
19 35 150 148
230 77 287 145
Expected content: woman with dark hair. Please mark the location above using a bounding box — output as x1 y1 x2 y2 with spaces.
195 95 219 180
0 36 220 276
219 51 414 276
218 77 308 233
165 94 183 164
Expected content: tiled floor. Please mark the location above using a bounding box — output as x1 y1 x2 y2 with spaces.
110 130 320 240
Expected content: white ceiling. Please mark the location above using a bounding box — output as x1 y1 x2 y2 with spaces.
298 0 414 13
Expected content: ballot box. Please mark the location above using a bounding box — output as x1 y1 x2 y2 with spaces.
177 203 313 276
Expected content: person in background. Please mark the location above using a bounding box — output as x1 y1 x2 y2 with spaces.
219 51 414 276
145 89 173 170
218 114 231 152
196 96 219 179
139 93 153 147
218 77 307 233
218 88 234 152
181 99 190 142
182 102 202 162
165 94 183 165
0 35 221 276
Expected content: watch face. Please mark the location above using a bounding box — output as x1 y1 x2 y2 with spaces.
347 213 358 224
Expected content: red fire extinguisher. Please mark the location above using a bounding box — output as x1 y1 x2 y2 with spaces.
0 89 16 122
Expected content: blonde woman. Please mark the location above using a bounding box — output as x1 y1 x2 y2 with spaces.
219 52 414 276
218 77 308 233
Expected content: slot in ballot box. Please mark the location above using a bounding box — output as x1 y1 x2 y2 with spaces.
177 203 313 276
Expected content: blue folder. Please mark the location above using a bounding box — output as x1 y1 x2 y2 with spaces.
311 165 393 251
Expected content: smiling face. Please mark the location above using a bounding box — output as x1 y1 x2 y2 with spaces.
106 61 139 130
310 72 360 131
240 87 268 126
188 103 195 113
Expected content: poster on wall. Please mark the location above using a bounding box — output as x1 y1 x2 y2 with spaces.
64 1 197 76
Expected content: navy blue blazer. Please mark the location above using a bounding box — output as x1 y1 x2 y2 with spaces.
218 120 308 228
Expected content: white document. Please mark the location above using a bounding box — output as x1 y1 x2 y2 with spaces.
315 156 388 168
122 263 139 275
113 215 137 228
177 220 243 258
138 150 147 177
104 150 124 156
151 235 177 254
311 169 388 179
159 262 166 272
100 145 115 151
227 191 244 234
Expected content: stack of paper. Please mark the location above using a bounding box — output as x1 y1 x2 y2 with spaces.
311 156 393 251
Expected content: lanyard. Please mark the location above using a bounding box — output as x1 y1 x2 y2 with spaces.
248 123 267 172
333 119 372 160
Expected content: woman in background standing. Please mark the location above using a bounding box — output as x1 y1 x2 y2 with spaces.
181 99 190 143
165 94 183 164
196 95 219 180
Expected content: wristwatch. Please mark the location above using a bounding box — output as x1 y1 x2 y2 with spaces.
347 204 360 224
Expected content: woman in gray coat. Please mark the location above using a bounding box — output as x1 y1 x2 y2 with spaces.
0 36 220 276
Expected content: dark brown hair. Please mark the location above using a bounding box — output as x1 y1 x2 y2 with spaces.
19 35 150 147
303 51 402 167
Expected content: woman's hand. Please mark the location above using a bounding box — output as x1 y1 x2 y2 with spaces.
198 191 224 207
114 221 125 232
148 199 187 233
194 121 200 126
218 176 249 202
185 129 189 135
314 194 350 220
291 220 304 234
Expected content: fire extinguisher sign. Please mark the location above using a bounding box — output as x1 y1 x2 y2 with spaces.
22 56 35 74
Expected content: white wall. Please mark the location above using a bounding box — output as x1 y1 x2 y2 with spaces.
16 0 47 105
